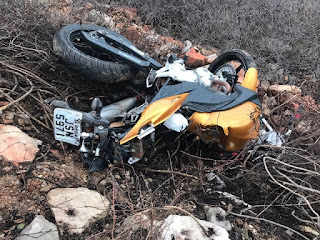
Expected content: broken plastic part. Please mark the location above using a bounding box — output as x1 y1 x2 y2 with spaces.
138 125 155 139
258 130 284 146
128 157 141 165
258 117 292 146
146 69 156 88
163 113 188 132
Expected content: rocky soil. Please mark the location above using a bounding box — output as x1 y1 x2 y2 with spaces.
0 1 319 240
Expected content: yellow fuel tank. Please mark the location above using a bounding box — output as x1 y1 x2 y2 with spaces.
188 68 261 151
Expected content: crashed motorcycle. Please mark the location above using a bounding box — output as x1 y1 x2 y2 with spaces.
51 24 261 171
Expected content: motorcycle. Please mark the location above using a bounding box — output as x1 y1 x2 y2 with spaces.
51 24 261 171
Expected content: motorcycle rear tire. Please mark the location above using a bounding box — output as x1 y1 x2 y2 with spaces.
53 23 136 83
208 49 256 74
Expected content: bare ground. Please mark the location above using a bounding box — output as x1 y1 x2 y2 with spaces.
0 1 319 239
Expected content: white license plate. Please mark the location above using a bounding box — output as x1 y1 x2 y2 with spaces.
54 108 82 146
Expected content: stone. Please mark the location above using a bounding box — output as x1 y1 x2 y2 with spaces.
296 120 312 134
122 7 137 20
40 184 53 193
157 215 230 240
5 112 15 120
2 119 14 124
16 215 59 240
268 85 302 96
121 213 150 232
204 206 232 231
0 125 41 166
235 218 244 226
47 188 110 234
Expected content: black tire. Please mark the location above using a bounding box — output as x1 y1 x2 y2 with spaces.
53 23 136 83
208 49 256 74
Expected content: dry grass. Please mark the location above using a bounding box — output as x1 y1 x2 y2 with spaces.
0 0 319 239
116 0 320 87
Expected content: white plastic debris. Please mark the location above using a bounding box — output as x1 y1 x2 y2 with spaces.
157 215 230 240
163 113 188 132
151 58 216 87
258 117 291 146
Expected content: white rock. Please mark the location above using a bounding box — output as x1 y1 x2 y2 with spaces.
16 215 59 240
204 207 232 231
47 188 110 234
157 215 230 240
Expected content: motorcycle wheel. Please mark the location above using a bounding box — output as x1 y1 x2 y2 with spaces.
208 49 256 75
53 23 136 83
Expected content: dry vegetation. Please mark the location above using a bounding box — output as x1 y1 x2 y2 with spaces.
116 0 320 99
0 0 319 239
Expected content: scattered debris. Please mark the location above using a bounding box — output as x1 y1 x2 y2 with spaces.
47 188 110 234
157 215 230 240
0 125 41 166
258 117 290 146
180 40 217 68
205 172 226 190
16 215 59 240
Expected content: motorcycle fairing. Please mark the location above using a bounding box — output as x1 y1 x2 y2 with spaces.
120 93 189 145
120 67 261 150
188 102 260 151
151 82 261 112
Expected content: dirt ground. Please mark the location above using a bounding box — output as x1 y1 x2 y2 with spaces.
0 1 319 240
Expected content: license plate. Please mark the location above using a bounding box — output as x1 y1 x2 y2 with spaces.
54 108 82 146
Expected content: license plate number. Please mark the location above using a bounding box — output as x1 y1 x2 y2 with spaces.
54 108 82 146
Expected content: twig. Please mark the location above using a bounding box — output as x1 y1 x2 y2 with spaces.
112 184 116 240
139 167 199 180
167 150 176 188
263 157 320 227
264 156 320 177
228 211 309 240
0 86 33 111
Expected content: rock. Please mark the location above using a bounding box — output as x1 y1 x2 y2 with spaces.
301 95 319 111
2 119 14 124
83 2 94 11
157 215 230 240
298 225 319 236
122 7 137 20
121 213 151 231
296 120 312 133
0 125 41 166
268 85 302 96
204 206 232 231
235 218 244 226
285 229 294 236
17 118 25 126
5 112 15 120
16 215 59 240
47 188 110 234
40 184 53 193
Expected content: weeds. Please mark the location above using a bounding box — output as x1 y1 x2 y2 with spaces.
116 0 320 83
